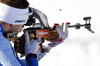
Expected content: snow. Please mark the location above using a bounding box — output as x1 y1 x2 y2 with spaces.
27 0 100 66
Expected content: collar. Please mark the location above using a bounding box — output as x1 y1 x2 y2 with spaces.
0 24 4 34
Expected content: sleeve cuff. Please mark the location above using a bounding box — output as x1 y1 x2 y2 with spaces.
26 53 38 61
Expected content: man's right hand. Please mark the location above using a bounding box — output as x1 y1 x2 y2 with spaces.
24 31 42 56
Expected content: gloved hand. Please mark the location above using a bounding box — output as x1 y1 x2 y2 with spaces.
37 23 68 61
24 31 42 56
43 23 68 50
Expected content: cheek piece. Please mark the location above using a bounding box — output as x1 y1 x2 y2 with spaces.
0 3 33 25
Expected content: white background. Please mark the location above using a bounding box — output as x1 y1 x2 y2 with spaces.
27 0 100 66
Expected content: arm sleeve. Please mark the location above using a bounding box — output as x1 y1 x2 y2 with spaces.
26 54 38 66
37 52 46 61
27 57 38 66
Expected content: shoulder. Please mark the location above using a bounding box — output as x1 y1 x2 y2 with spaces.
0 33 11 49
0 33 9 43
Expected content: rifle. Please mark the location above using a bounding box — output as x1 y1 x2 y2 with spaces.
7 16 94 54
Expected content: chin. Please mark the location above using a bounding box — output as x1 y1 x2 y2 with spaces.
17 30 22 32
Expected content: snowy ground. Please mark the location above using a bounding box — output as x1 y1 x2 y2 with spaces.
26 0 100 66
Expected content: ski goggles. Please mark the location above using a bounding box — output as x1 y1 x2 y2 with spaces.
0 3 33 25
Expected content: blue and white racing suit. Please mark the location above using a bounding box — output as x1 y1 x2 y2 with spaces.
0 24 38 66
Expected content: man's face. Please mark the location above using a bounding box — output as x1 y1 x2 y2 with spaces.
16 25 23 32
11 25 23 32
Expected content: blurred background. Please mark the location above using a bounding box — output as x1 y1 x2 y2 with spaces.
27 0 100 66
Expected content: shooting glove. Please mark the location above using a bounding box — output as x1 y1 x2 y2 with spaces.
24 31 42 56
43 23 68 50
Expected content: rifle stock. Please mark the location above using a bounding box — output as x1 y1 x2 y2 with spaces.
8 29 59 54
